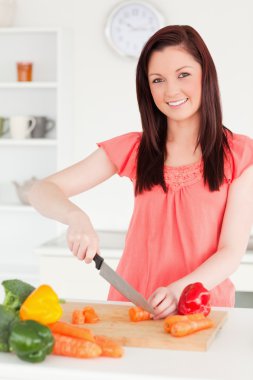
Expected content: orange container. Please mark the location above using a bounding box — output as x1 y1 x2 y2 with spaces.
17 62 33 82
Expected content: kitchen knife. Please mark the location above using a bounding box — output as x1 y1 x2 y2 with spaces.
93 253 155 315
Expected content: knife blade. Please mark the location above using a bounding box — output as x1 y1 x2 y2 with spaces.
93 253 155 315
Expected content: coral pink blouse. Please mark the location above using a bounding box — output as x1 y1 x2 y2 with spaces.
97 131 253 307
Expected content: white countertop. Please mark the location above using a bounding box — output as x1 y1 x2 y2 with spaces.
0 304 253 380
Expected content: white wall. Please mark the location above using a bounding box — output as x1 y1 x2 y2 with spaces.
13 0 253 231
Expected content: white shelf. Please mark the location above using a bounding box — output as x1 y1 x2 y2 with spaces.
0 138 57 146
0 82 58 89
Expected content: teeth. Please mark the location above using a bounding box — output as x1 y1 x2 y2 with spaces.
168 98 188 106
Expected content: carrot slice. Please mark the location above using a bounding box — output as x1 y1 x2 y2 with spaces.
52 333 102 358
83 310 100 323
95 335 124 358
164 313 205 333
72 310 85 324
71 306 100 324
170 318 214 337
49 320 95 342
129 306 151 322
82 306 100 323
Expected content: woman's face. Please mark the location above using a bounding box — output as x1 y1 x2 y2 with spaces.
148 45 202 122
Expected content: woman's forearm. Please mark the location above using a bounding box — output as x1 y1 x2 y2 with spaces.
28 179 100 262
28 180 91 226
170 247 243 295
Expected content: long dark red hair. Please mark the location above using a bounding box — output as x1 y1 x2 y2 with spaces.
135 25 232 195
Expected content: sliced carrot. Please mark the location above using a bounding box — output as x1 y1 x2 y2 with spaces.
72 310 85 324
49 320 95 342
71 306 100 325
52 333 102 358
129 306 151 322
164 313 205 333
82 306 100 323
170 318 214 337
95 335 124 358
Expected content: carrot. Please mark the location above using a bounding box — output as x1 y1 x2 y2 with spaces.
170 318 214 337
52 333 102 358
85 311 99 323
95 335 124 358
49 320 95 342
72 310 85 324
71 306 100 324
82 306 100 323
129 306 151 322
164 313 205 333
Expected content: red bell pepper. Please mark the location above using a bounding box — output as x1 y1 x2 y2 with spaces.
177 282 211 316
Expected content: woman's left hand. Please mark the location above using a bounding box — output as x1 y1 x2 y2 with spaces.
148 285 180 320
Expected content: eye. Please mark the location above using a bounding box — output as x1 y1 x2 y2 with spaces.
178 72 190 78
152 78 164 84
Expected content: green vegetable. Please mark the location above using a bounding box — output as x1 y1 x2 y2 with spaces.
0 304 19 352
2 279 35 312
9 320 54 363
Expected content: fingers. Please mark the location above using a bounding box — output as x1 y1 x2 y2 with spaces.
72 240 81 258
83 246 96 264
67 229 99 264
67 238 74 252
148 287 167 309
148 287 178 320
153 301 177 320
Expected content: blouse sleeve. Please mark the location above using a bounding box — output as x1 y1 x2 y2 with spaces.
229 133 253 180
96 131 142 179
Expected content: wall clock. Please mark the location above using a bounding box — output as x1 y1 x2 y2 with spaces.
105 1 165 58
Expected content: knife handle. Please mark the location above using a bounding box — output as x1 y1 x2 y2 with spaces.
93 253 104 270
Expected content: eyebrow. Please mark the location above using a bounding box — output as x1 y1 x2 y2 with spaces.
148 65 194 76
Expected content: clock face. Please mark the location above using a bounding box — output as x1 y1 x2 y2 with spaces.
105 1 165 58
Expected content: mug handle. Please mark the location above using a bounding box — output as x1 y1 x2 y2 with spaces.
45 119 55 134
26 117 36 136
2 118 10 135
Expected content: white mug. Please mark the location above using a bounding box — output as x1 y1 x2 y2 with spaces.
9 116 36 139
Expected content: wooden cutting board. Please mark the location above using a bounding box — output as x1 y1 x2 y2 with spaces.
61 301 228 352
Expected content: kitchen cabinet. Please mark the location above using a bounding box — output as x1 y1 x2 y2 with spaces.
231 235 253 297
0 305 253 380
35 231 125 300
0 27 74 283
39 249 120 300
230 254 253 292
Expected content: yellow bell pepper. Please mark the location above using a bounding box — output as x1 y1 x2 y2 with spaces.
20 284 62 325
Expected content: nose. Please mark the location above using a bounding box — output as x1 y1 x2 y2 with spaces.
164 79 181 100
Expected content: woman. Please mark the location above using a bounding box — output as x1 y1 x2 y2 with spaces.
29 25 253 319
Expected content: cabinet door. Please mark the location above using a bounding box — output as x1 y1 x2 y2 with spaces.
231 263 253 292
39 255 119 300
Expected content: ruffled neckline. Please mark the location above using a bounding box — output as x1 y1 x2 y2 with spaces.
163 159 203 190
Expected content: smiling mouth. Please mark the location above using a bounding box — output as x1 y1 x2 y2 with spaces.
167 98 189 107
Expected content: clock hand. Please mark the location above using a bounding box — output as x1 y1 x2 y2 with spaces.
124 22 134 30
123 21 153 32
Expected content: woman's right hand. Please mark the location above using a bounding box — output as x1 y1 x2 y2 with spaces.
66 210 100 264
